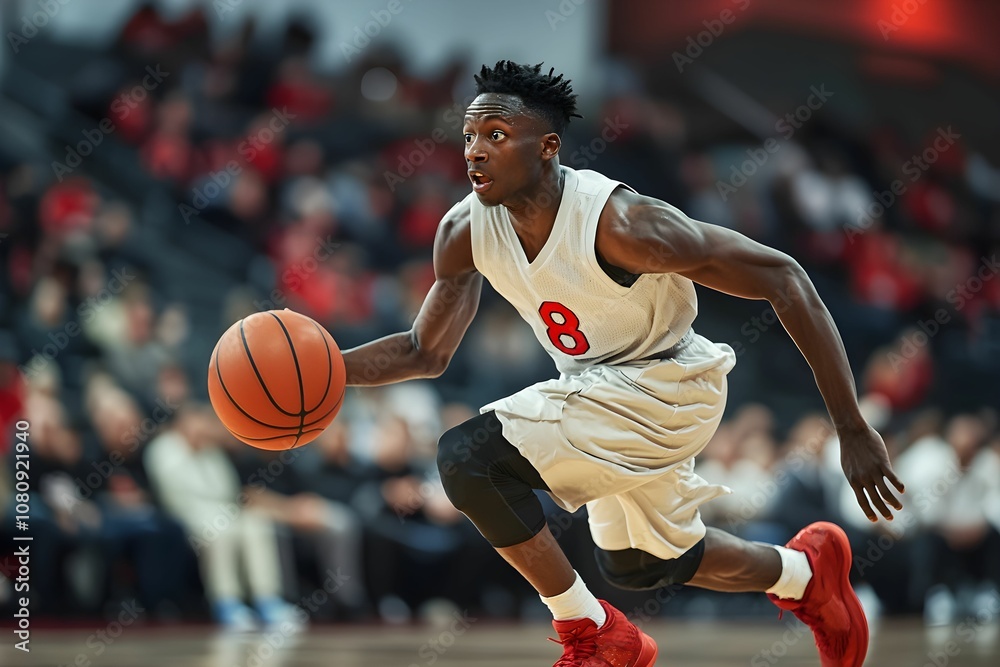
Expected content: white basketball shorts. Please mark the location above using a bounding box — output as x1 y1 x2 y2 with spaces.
481 331 737 561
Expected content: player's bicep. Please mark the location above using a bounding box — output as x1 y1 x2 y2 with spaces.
411 195 481 368
433 195 476 277
411 271 482 366
671 221 797 299
607 199 798 300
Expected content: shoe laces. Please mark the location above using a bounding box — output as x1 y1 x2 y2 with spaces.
549 625 598 665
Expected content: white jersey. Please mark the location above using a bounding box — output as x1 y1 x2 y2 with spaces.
468 166 697 375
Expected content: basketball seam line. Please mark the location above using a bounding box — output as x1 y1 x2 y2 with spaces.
213 340 342 430
306 319 334 414
267 312 308 438
239 318 300 418
222 387 346 441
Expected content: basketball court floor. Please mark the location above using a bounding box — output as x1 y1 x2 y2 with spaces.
6 618 998 666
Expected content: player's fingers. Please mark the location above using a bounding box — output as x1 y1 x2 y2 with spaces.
885 467 906 494
852 484 877 522
876 478 902 510
867 483 894 521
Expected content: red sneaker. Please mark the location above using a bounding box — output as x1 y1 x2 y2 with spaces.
768 522 869 667
549 599 658 666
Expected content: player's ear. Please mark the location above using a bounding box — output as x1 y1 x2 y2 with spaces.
540 132 561 161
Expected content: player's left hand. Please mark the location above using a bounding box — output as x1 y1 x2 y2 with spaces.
839 423 905 522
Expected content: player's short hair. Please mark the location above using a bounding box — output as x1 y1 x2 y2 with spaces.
473 61 581 134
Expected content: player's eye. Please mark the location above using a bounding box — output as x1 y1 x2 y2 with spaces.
491 130 506 141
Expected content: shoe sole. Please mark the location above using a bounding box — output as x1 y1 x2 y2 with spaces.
635 631 658 666
809 522 869 667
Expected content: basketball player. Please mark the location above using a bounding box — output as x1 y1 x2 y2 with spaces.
341 61 904 666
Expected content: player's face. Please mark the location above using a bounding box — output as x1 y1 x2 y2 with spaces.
463 94 553 206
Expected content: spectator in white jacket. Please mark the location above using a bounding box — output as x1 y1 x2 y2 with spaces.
144 403 301 630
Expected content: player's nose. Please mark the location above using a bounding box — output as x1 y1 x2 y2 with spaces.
465 139 487 163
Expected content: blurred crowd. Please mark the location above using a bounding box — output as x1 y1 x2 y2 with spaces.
697 400 1000 623
1 4 999 628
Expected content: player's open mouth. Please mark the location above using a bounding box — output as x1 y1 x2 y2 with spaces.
469 170 494 193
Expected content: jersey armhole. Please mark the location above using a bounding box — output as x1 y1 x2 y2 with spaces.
585 183 645 296
462 193 489 275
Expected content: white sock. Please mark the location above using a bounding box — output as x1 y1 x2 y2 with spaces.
540 571 607 627
766 546 813 600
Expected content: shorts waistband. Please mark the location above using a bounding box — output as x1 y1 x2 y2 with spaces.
640 329 695 361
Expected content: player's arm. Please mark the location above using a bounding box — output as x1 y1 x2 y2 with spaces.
341 199 482 386
596 190 904 522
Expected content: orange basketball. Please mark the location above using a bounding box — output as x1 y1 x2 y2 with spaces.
207 309 346 450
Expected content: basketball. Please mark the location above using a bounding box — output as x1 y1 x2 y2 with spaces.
207 309 346 450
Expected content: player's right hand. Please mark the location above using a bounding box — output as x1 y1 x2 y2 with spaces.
839 423 905 522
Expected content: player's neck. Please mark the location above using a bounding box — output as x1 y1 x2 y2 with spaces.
504 166 565 232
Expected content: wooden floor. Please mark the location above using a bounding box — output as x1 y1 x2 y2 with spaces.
6 618 999 666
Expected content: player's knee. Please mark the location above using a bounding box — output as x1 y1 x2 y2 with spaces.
436 425 481 512
595 542 705 590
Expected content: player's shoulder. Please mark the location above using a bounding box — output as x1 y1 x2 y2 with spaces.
434 194 476 277
596 187 703 272
438 192 474 238
600 186 687 239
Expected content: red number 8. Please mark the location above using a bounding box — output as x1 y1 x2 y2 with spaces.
538 301 590 356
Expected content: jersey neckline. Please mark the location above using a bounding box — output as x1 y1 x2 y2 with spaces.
504 166 576 273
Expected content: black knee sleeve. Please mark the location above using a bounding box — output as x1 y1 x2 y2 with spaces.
595 540 706 590
437 412 549 548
